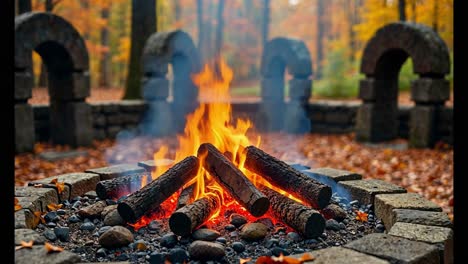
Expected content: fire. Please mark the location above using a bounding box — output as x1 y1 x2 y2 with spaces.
132 58 305 229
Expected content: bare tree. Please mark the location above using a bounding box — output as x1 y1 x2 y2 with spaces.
99 3 111 88
316 0 325 79
432 0 438 32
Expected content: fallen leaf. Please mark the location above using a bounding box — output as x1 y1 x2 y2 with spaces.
54 181 66 194
15 197 22 211
49 178 58 184
255 253 314 264
33 184 43 188
240 258 252 264
136 242 147 251
44 242 64 253
15 240 33 250
33 211 46 226
47 203 63 211
355 210 368 222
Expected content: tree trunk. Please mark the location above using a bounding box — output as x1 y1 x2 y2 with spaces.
99 6 111 88
45 0 53 12
18 0 32 14
432 0 438 33
124 0 156 99
316 0 325 79
261 0 270 48
398 0 406 21
411 0 417 22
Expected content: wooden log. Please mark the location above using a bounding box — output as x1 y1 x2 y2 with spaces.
260 186 325 238
197 143 270 217
243 145 332 209
95 173 149 200
321 203 347 222
169 192 221 236
176 184 196 210
117 156 200 223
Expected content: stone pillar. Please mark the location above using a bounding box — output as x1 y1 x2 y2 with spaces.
258 77 285 132
284 78 312 133
15 71 35 153
49 101 93 146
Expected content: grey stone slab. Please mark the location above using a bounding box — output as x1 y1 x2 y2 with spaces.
304 168 362 183
393 209 452 228
141 77 170 100
374 193 442 230
118 100 146 112
15 103 35 153
337 179 406 205
409 105 436 148
15 71 33 100
15 229 46 245
15 245 81 264
289 247 389 264
137 159 174 172
344 233 440 264
289 78 311 100
28 179 71 202
85 164 145 180
411 78 450 103
15 209 37 229
38 150 89 161
36 173 100 199
16 196 42 213
355 102 399 142
15 187 59 211
389 222 453 264
260 77 285 100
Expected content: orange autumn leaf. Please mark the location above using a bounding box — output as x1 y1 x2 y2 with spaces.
240 258 252 264
256 253 314 264
44 242 64 253
15 240 34 250
355 210 368 222
33 184 43 188
49 178 58 184
33 211 46 225
15 198 22 211
50 179 66 194
47 203 63 211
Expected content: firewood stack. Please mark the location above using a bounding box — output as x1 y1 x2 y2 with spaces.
94 143 332 238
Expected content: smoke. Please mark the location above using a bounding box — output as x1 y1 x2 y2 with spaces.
302 170 353 204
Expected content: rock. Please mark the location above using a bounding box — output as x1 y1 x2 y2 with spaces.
54 227 70 242
265 238 279 248
149 252 167 264
240 223 268 241
44 211 59 223
231 242 245 253
215 237 227 244
188 241 226 261
85 163 145 180
321 203 348 222
78 200 107 219
101 205 117 218
338 179 406 205
286 232 302 242
98 226 112 235
72 200 82 209
289 247 389 264
103 208 125 226
43 229 57 241
375 224 385 233
229 213 247 227
271 247 290 257
160 233 178 248
46 222 57 228
224 224 236 231
98 226 134 249
56 209 66 216
192 228 221 241
325 219 341 231
68 215 81 223
392 209 452 228
80 222 96 231
15 245 81 264
304 167 362 182
168 248 189 263
148 220 163 231
254 218 274 229
84 191 98 199
116 253 129 261
15 229 45 245
96 248 107 258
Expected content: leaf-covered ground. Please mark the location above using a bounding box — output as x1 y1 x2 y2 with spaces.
14 133 453 220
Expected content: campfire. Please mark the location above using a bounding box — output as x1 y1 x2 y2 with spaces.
98 59 332 239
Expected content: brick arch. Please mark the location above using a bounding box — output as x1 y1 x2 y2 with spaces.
15 12 92 153
356 22 451 148
140 30 201 136
259 37 313 133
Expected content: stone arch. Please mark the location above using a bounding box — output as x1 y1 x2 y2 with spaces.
259 37 313 133
355 22 451 147
15 12 92 153
140 30 201 136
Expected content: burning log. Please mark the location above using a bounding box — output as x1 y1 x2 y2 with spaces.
197 143 270 217
243 146 332 209
169 191 221 236
117 156 200 223
95 173 149 200
176 184 196 210
260 186 325 238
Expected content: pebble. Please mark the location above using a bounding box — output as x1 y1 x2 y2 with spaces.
240 223 268 241
103 209 125 226
325 219 341 231
43 229 57 241
72 201 82 209
229 231 238 237
229 213 247 227
68 215 81 223
188 241 226 261
46 222 57 228
231 242 245 253
168 248 189 263
254 218 274 230
179 236 191 245
270 247 290 257
56 209 66 216
149 252 166 264
278 241 290 248
148 220 163 231
265 238 279 248
192 228 221 241
215 237 227 244
80 222 96 231
339 222 346 230
96 248 107 258
357 225 365 232
160 233 178 248
375 224 385 233
350 200 359 206
116 253 129 261
54 227 70 242
304 239 318 245
98 226 134 248
286 232 302 242
224 224 236 231
98 226 112 235
44 212 59 222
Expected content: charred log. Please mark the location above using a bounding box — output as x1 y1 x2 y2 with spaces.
261 186 325 238
176 184 196 210
95 173 149 200
117 156 200 223
243 145 331 209
321 203 347 222
197 143 269 217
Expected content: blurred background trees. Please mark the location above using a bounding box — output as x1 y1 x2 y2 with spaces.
18 0 453 99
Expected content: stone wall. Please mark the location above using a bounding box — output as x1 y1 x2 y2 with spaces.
32 100 453 145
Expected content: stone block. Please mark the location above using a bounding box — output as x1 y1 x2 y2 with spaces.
49 101 93 147
289 247 390 264
288 78 311 100
93 114 106 127
338 179 406 205
118 100 147 112
16 196 42 212
392 209 452 228
261 77 285 100
374 193 442 230
283 101 311 133
358 78 398 102
31 173 99 200
86 164 145 180
27 179 71 202
101 103 119 114
38 150 88 161
355 102 398 142
409 105 436 148
93 129 106 140
15 103 35 153
411 78 450 103
138 159 174 172
172 78 198 102
388 222 453 264
15 245 81 264
15 71 33 100
15 209 37 229
15 229 46 245
139 101 174 136
48 71 90 100
15 186 59 211
141 77 170 100
256 101 285 132
344 233 440 264
107 126 122 138
324 111 352 125
106 114 124 126
304 168 362 183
